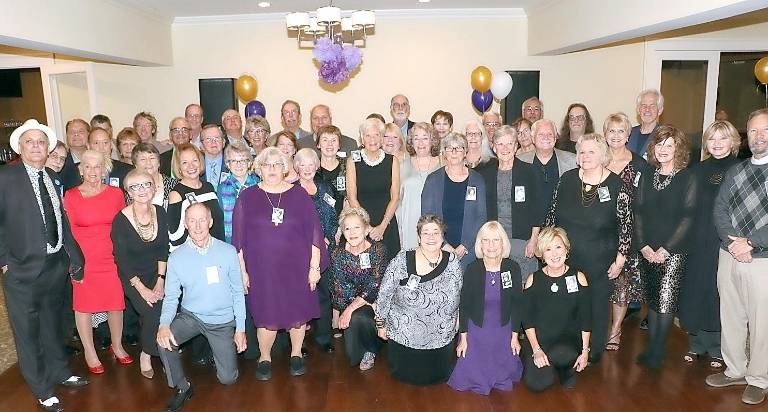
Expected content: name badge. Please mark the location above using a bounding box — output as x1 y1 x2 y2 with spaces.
359 252 371 269
405 274 420 290
185 192 198 203
109 177 120 188
466 186 477 201
336 176 346 191
220 171 230 183
597 186 611 202
501 271 514 289
337 151 347 158
271 207 284 226
323 192 336 207
351 150 362 162
206 266 220 285
565 275 579 293
633 171 641 188
514 186 526 202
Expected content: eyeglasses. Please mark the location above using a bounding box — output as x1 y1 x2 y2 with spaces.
261 162 284 169
247 128 268 135
466 132 483 138
127 181 153 191
483 122 500 127
203 136 222 142
445 146 466 153
568 115 586 122
227 159 251 166
524 106 541 113
392 103 409 110
170 127 190 135
186 114 202 119
48 153 67 162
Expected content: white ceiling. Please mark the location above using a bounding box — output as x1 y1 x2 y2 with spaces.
123 0 540 18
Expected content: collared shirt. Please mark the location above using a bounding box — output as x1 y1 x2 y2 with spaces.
205 155 224 189
23 163 64 254
227 135 248 147
217 172 260 243
399 122 408 138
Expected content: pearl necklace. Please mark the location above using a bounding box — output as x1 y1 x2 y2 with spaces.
361 149 385 167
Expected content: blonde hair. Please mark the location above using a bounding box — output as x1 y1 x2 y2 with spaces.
474 221 511 259
172 143 203 178
575 133 611 166
339 206 371 227
123 169 154 191
702 120 740 159
78 149 112 176
294 148 320 172
535 227 571 259
383 123 407 156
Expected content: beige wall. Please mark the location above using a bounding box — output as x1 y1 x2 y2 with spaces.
91 14 644 141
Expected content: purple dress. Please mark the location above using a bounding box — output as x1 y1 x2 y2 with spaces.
232 184 329 330
448 271 523 395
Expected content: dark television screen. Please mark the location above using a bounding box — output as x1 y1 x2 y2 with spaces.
0 69 23 98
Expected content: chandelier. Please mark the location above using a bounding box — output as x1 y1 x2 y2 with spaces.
286 4 375 49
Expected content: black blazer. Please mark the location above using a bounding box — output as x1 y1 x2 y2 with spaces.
476 158 541 239
108 160 133 191
0 163 84 281
60 151 81 190
459 258 522 333
159 150 174 177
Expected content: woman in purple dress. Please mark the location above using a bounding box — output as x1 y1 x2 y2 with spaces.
232 147 329 381
448 221 523 394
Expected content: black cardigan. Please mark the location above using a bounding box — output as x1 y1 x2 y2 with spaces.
459 258 522 333
476 158 541 239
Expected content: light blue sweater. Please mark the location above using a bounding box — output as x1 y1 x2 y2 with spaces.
161 238 246 331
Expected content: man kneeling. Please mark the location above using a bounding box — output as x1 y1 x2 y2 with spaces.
157 203 246 412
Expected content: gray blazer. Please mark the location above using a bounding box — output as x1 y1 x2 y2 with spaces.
516 148 577 177
421 168 487 268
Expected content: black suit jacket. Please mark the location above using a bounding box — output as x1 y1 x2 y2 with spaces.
459 258 522 332
200 155 230 187
108 160 133 191
0 163 84 281
476 158 541 239
159 150 174 177
60 152 81 190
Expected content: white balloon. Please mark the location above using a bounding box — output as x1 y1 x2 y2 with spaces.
490 71 513 100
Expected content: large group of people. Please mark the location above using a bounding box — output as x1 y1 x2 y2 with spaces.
1 90 767 412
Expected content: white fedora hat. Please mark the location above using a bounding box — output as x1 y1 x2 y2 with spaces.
9 119 58 154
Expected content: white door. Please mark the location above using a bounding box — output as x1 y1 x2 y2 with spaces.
40 62 98 139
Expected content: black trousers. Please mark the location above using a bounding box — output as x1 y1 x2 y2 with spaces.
343 305 382 365
3 251 72 399
123 278 162 357
60 278 75 345
312 272 333 346
522 339 579 392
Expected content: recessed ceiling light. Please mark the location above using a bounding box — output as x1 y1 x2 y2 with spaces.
418 0 431 3
258 2 271 7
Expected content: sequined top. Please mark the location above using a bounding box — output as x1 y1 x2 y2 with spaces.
330 242 388 310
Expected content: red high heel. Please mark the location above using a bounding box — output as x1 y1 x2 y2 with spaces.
87 363 105 374
108 347 134 365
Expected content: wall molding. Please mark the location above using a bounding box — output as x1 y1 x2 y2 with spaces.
173 8 526 26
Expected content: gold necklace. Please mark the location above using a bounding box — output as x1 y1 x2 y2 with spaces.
419 247 442 268
132 205 156 242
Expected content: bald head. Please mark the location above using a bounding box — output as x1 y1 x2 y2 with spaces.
310 105 332 134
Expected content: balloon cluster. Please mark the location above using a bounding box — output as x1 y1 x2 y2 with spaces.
313 37 363 85
235 74 267 118
470 66 513 113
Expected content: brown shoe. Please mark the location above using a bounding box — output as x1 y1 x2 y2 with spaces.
742 385 767 405
706 372 747 388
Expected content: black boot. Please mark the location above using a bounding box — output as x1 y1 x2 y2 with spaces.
165 384 193 412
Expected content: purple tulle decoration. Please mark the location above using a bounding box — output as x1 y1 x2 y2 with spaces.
342 45 362 71
313 37 363 84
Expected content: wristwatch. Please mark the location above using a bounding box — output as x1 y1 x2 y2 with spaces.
157 273 166 279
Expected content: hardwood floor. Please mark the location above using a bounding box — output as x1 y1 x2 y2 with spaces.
0 317 760 412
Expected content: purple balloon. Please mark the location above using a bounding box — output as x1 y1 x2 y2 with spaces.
471 90 493 113
245 100 266 118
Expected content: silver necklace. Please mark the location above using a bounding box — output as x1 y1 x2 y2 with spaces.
652 168 678 191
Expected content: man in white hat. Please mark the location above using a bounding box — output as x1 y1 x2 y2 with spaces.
0 119 89 411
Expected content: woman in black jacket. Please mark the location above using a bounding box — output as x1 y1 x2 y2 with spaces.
448 221 523 395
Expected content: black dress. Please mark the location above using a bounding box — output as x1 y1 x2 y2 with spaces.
521 268 591 391
544 168 632 359
678 156 739 332
110 205 170 356
318 157 346 217
354 152 400 260
167 181 225 249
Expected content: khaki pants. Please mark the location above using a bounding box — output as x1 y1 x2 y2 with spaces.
717 249 768 389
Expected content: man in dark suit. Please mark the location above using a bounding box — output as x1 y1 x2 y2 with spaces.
160 117 192 178
627 89 664 158
59 118 90 190
1 119 89 412
200 124 229 191
390 94 415 137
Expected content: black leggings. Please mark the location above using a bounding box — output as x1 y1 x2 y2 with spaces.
522 340 579 392
342 305 382 365
124 278 162 357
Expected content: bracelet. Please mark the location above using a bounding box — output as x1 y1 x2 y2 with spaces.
309 266 320 273
157 273 166 280
582 347 591 353
531 347 543 358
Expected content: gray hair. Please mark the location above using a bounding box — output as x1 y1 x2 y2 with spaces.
493 125 518 146
359 117 385 139
254 146 289 176
293 147 320 171
465 120 494 163
575 133 611 166
224 142 253 162
441 132 468 153
636 89 665 111
531 119 558 138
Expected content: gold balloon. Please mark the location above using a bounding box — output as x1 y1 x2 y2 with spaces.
235 75 257 101
755 57 768 85
471 66 493 93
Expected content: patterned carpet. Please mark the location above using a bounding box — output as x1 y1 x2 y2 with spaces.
0 285 18 374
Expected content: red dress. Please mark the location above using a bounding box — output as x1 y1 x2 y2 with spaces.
64 185 126 312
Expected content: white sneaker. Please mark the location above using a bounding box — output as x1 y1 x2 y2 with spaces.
359 352 376 371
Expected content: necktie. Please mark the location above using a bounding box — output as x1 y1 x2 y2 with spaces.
210 161 218 183
38 171 59 246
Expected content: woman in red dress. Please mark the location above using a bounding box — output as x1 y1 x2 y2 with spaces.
64 150 133 374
